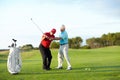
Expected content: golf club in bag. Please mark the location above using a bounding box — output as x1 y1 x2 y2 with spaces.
7 39 22 74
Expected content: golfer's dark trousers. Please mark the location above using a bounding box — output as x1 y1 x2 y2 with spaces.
39 44 52 70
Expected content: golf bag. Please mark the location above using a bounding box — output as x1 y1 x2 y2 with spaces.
7 39 22 74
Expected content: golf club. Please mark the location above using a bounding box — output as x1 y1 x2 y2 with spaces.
30 18 44 34
30 18 52 40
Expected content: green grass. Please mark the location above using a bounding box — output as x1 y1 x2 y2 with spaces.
0 46 120 80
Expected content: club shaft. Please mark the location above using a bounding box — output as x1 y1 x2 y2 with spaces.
31 18 44 34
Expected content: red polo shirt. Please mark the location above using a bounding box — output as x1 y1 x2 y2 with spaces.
41 32 55 48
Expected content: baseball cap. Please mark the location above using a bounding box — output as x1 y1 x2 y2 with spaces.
51 28 56 34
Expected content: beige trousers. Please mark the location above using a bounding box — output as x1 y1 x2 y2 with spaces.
58 44 71 68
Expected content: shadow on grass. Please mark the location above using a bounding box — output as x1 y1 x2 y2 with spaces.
0 60 7 63
19 65 120 75
73 65 120 72
0 54 8 63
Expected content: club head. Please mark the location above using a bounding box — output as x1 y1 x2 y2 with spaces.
12 39 17 42
8 45 11 48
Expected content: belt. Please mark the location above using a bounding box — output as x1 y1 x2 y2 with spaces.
60 43 68 45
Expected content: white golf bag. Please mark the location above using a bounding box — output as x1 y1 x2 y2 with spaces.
7 39 22 74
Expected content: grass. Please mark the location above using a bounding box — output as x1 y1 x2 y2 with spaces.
0 46 120 80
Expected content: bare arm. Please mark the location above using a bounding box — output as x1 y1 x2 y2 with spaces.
42 34 62 41
53 37 62 40
41 34 52 41
41 34 46 41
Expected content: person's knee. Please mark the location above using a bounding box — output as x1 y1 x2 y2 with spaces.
47 53 52 60
50 56 52 59
43 55 47 59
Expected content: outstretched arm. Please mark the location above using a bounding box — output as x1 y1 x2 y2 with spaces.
42 34 58 41
41 34 51 40
53 37 62 40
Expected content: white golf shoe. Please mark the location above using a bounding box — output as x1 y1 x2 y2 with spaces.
66 67 72 70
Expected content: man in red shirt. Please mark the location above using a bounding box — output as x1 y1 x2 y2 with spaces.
39 28 56 70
